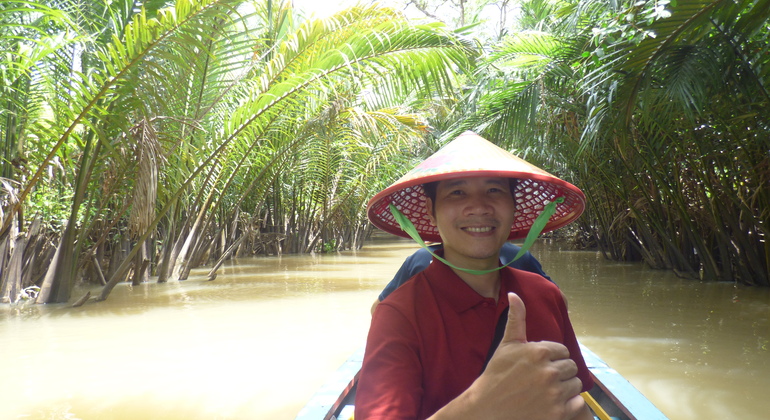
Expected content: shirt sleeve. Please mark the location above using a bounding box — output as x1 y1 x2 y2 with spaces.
356 304 424 420
555 295 592 392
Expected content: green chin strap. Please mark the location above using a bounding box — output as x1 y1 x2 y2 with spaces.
388 196 565 276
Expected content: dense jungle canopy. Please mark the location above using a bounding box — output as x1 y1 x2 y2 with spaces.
0 0 768 304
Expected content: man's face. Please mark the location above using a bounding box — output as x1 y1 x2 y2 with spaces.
425 176 516 268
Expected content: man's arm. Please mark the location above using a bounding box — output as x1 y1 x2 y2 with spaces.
428 293 589 420
356 303 426 418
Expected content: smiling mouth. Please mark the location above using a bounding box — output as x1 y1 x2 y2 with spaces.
463 226 494 233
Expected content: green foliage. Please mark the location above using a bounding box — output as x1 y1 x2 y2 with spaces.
0 0 477 301
322 239 337 253
3 0 767 303
455 0 770 285
27 183 72 229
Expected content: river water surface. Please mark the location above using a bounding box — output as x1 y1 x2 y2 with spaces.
1 237 768 419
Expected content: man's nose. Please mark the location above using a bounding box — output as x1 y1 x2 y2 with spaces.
464 194 493 215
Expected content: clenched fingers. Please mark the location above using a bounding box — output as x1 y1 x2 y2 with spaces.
552 358 579 381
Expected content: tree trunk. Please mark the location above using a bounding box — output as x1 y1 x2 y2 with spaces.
36 232 70 304
131 241 148 286
207 234 246 281
156 225 173 283
0 235 21 303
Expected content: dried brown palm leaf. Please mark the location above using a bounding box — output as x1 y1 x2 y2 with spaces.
127 118 165 238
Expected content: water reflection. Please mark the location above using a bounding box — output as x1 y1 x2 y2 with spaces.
0 238 768 419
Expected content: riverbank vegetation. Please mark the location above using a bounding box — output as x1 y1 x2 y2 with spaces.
0 0 767 304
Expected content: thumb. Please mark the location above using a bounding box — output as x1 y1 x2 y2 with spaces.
500 292 528 344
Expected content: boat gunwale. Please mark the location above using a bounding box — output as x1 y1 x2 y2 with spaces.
295 349 363 420
296 344 669 420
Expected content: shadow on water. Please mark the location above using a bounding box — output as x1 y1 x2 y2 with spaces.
1 237 768 419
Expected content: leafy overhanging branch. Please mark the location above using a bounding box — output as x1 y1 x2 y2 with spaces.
0 0 240 237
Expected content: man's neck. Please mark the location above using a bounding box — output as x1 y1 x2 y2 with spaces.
442 252 502 301
451 268 501 301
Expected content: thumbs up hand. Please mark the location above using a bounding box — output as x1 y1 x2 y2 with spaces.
501 290 530 345
430 293 587 420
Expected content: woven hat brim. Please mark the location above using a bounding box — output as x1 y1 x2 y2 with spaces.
366 132 586 242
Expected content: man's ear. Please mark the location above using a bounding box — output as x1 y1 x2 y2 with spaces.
425 198 437 227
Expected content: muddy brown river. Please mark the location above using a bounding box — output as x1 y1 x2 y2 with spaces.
1 237 768 419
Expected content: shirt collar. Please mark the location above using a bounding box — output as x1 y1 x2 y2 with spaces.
424 250 511 314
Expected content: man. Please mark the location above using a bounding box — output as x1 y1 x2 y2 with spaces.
371 243 552 315
357 131 593 420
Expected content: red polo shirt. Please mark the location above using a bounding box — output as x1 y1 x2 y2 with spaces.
356 256 591 420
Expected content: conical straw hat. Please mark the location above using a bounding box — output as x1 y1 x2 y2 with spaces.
366 131 585 242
